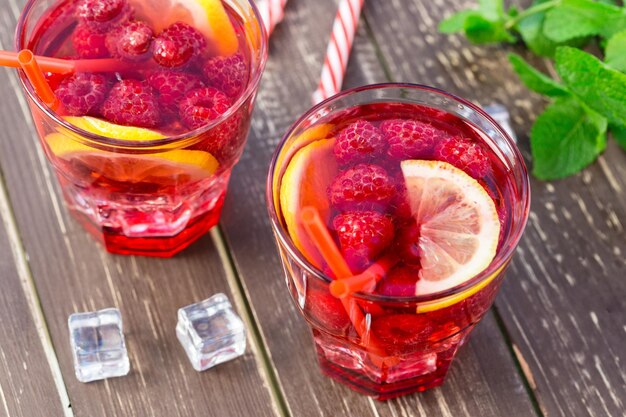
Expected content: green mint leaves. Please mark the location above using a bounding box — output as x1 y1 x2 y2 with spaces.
439 0 516 43
531 97 607 179
440 0 626 180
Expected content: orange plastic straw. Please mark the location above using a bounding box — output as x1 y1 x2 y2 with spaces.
1 50 151 74
17 50 59 110
300 206 397 367
330 253 398 298
300 206 352 279
1 50 75 74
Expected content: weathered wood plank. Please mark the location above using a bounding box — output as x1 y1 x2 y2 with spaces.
365 1 626 416
0 2 279 417
220 1 537 416
0 183 67 417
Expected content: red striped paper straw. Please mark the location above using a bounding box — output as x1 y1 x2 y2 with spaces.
256 0 288 36
312 0 364 104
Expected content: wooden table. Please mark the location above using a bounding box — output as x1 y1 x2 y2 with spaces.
1 0 625 416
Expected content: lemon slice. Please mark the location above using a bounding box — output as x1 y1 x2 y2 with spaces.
65 116 166 141
279 138 338 266
401 160 501 295
190 0 239 56
134 0 239 56
272 123 334 211
46 117 219 184
45 133 219 184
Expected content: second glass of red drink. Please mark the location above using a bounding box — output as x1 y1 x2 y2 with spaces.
268 84 530 399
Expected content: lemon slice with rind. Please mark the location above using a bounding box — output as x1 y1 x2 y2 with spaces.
401 160 501 296
279 138 338 266
65 116 166 141
46 117 219 184
136 0 239 56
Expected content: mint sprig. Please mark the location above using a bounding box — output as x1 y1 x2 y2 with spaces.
439 0 626 180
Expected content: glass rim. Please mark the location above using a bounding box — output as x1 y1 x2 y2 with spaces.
14 0 268 150
266 82 531 304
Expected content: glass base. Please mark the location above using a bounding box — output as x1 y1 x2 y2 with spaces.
317 352 446 400
70 195 224 257
312 327 470 400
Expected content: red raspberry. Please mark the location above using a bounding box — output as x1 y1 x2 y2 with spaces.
376 265 420 297
179 87 232 130
333 211 394 272
306 289 351 333
382 119 449 159
203 53 248 98
107 20 154 61
371 314 432 355
147 70 205 116
328 164 395 212
72 25 110 58
55 73 109 116
394 220 421 266
101 79 160 127
433 137 492 179
391 172 412 219
153 22 207 68
333 120 386 166
77 0 126 23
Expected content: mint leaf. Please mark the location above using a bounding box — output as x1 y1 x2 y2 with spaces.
465 15 515 43
531 97 608 179
516 6 560 56
515 0 591 57
555 46 626 126
439 10 478 33
610 124 626 151
543 0 626 42
508 53 570 96
478 0 505 20
605 30 626 72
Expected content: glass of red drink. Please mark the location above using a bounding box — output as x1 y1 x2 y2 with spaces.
267 84 530 400
15 0 267 256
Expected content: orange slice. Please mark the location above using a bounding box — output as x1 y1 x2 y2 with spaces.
279 138 338 266
401 160 500 295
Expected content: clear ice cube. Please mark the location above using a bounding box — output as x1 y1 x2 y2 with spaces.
68 308 130 383
176 293 246 371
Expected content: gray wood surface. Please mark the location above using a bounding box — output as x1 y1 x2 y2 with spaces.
0 184 66 417
0 0 624 416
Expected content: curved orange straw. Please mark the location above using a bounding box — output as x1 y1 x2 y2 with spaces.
330 253 398 298
300 206 352 279
300 206 398 367
17 50 58 110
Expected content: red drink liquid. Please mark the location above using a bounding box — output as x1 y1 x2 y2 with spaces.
268 85 530 399
16 0 266 256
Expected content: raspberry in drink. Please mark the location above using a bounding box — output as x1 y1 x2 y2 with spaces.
15 0 266 256
268 84 530 399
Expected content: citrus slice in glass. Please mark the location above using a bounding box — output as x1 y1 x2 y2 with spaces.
400 159 501 295
279 138 338 266
45 117 219 185
135 0 239 56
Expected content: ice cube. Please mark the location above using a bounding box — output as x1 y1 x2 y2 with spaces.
484 103 518 142
176 293 246 371
68 308 130 383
